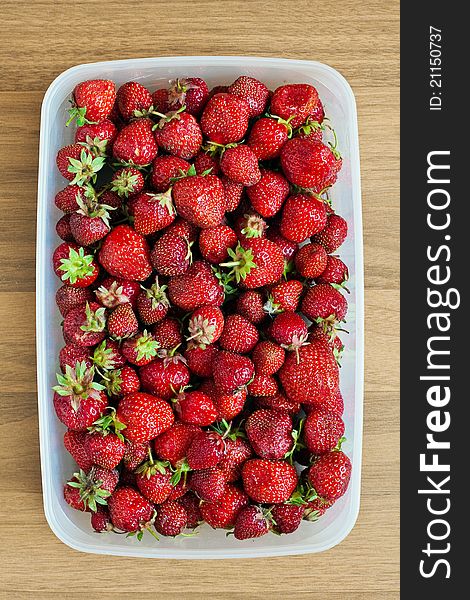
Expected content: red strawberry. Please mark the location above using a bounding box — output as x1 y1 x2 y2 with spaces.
189 467 226 501
63 302 106 347
116 81 153 120
110 167 145 198
59 344 91 372
265 279 304 314
307 451 352 501
172 171 225 228
280 138 341 190
199 379 247 422
317 255 349 286
220 175 244 212
56 145 105 185
184 345 218 377
279 338 339 405
200 484 248 528
135 457 174 504
248 374 279 397
301 283 348 324
247 117 290 160
150 231 192 277
112 118 158 166
219 314 259 353
55 184 84 213
220 145 261 186
90 506 112 532
213 351 255 395
312 213 348 253
173 390 218 427
150 155 191 192
245 409 293 459
303 497 335 520
270 311 309 358
228 76 269 117
177 492 203 528
236 290 266 324
186 430 225 470
194 150 220 176
154 111 203 159
64 467 117 512
63 430 93 471
223 239 284 289
246 169 290 217
304 385 344 416
137 279 170 325
84 431 126 470
167 477 189 501
242 459 298 503
270 83 323 128
69 198 112 247
53 362 107 431
108 486 154 534
56 284 93 317
117 392 174 443
91 338 126 370
266 226 298 262
280 193 327 243
187 305 224 348
296 117 324 143
68 79 116 125
151 317 182 349
252 341 285 375
140 351 190 399
218 437 253 482
199 225 238 264
271 504 304 534
200 93 251 144
107 303 139 339
98 225 152 281
304 409 345 454
154 500 188 536
121 330 159 366
167 77 209 116
53 243 99 288
294 243 327 279
75 119 117 150
256 392 300 415
95 277 140 309
233 505 271 540
152 88 170 113
153 422 200 467
56 214 74 242
104 366 141 397
168 261 224 311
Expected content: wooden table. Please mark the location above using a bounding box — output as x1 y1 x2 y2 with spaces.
0 1 399 597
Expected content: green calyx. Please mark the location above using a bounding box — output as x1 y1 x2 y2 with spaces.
80 302 107 333
89 407 127 440
76 192 115 228
58 246 95 284
101 369 123 396
126 509 159 541
135 448 170 479
202 140 238 158
147 188 176 216
220 243 257 284
263 295 283 317
143 278 170 310
79 135 109 158
151 105 186 130
211 419 246 441
295 117 323 138
212 267 237 296
111 169 141 198
170 459 191 486
66 104 97 128
284 418 305 462
67 468 111 512
266 112 295 137
134 330 159 362
287 479 318 507
92 340 118 371
240 214 267 239
53 361 104 410
67 149 106 186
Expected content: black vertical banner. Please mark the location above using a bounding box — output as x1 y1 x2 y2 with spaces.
401 2 467 596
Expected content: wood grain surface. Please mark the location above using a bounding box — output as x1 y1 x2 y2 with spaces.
0 1 399 598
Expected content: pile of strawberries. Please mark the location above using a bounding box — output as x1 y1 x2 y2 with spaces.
52 74 352 541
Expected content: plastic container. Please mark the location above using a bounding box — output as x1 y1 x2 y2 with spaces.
36 56 363 558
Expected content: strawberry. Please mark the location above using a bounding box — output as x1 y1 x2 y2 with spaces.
139 351 190 399
301 283 348 325
184 345 218 377
219 314 259 353
53 362 107 431
64 467 117 512
280 193 327 243
247 374 279 397
75 119 117 150
317 255 349 286
234 212 268 241
150 231 192 276
167 77 209 116
187 305 224 348
295 243 328 279
199 225 238 264
153 422 200 467
104 366 141 397
312 213 348 253
63 430 93 471
255 392 300 415
303 497 335 520
266 226 298 262
236 290 266 324
68 79 116 126
199 379 247 421
91 338 126 370
186 430 225 470
59 344 92 372
265 279 304 314
107 486 154 535
117 392 174 443
168 260 224 311
270 83 323 128
228 76 269 117
222 239 284 289
55 184 84 213
151 317 182 349
247 117 290 160
218 437 253 482
63 302 106 347
167 477 189 501
69 197 112 247
245 409 293 459
56 214 74 242
112 118 158 166
56 145 105 185
269 311 309 358
200 484 248 529
246 169 290 217
150 155 191 192
154 500 188 536
97 189 122 212
194 150 220 176
279 338 339 405
177 492 203 528
220 145 261 186
233 505 271 540
90 506 112 532
168 215 200 244
213 350 255 395
307 451 352 500
56 284 93 317
200 93 251 144
107 303 139 339
271 504 304 534
121 330 159 366
189 467 226 501
110 167 145 198
53 243 99 288
152 88 170 113
280 138 341 190
220 175 244 212
304 409 345 454
154 111 203 159
136 279 170 325
135 456 174 504
83 431 126 470
98 225 152 281
95 277 140 308
173 390 218 427
242 459 298 503
116 81 153 120
252 341 285 375
296 117 324 143
304 386 344 416
172 171 225 228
